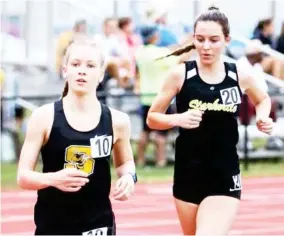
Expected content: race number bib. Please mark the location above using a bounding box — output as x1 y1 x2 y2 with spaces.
90 135 112 158
220 86 241 105
82 227 108 236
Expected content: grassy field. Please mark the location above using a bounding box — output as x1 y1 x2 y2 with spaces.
3 128 283 190
1 160 284 190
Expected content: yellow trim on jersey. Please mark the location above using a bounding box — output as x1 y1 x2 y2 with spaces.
189 99 237 113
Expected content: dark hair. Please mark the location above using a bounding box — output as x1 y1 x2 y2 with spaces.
140 25 159 45
62 81 69 98
253 18 273 37
257 18 273 31
157 6 229 60
156 44 196 60
118 17 132 29
281 22 284 37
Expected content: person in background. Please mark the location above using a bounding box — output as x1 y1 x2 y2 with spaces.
238 40 284 151
275 23 284 78
275 23 284 54
145 8 191 50
117 17 142 79
252 18 274 46
135 25 182 167
55 19 87 79
94 18 133 105
252 19 284 80
152 10 178 48
0 68 5 130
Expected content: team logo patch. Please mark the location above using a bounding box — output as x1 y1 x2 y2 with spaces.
64 145 95 176
82 226 108 235
220 86 241 105
230 173 242 192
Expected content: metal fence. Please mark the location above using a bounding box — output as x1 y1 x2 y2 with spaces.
1 90 284 170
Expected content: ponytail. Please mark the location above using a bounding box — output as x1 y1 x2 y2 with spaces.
62 81 69 98
156 43 196 61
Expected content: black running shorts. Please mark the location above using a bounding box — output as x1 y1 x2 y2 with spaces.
173 165 242 205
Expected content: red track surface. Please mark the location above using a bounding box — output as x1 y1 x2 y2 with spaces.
1 177 284 235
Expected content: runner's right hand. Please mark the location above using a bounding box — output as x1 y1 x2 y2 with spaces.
49 168 89 192
174 109 203 129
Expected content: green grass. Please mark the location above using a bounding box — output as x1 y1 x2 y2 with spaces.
1 160 284 190
1 162 43 190
1 162 19 189
3 130 280 190
240 160 284 178
252 138 267 149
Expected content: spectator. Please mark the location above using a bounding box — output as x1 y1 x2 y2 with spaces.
275 23 284 54
55 19 87 79
145 8 193 50
135 25 180 167
94 18 132 85
117 17 142 78
94 18 133 105
94 18 122 59
153 11 178 47
0 68 4 130
237 40 268 92
237 40 269 126
237 40 283 150
251 19 283 80
0 68 25 159
275 23 284 79
252 18 274 46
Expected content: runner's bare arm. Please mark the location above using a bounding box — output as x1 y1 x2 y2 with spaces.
147 63 185 130
17 104 54 190
237 64 271 119
111 109 135 178
17 104 89 192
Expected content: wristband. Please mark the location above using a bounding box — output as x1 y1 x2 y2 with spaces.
128 172 138 183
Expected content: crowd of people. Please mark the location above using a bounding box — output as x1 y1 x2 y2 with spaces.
250 18 284 80
1 11 284 166
53 13 284 167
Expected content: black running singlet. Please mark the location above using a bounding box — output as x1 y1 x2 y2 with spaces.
175 60 243 170
34 100 114 230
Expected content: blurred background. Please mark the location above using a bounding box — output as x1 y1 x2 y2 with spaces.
1 0 284 184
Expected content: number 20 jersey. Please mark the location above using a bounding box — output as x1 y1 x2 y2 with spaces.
174 60 243 170
34 100 114 229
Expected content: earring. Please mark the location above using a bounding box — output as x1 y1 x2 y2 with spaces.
62 72 67 79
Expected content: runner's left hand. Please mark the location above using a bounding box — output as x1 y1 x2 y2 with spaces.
256 117 273 135
113 174 135 201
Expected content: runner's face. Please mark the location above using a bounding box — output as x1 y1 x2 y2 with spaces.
64 44 104 96
194 21 230 65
